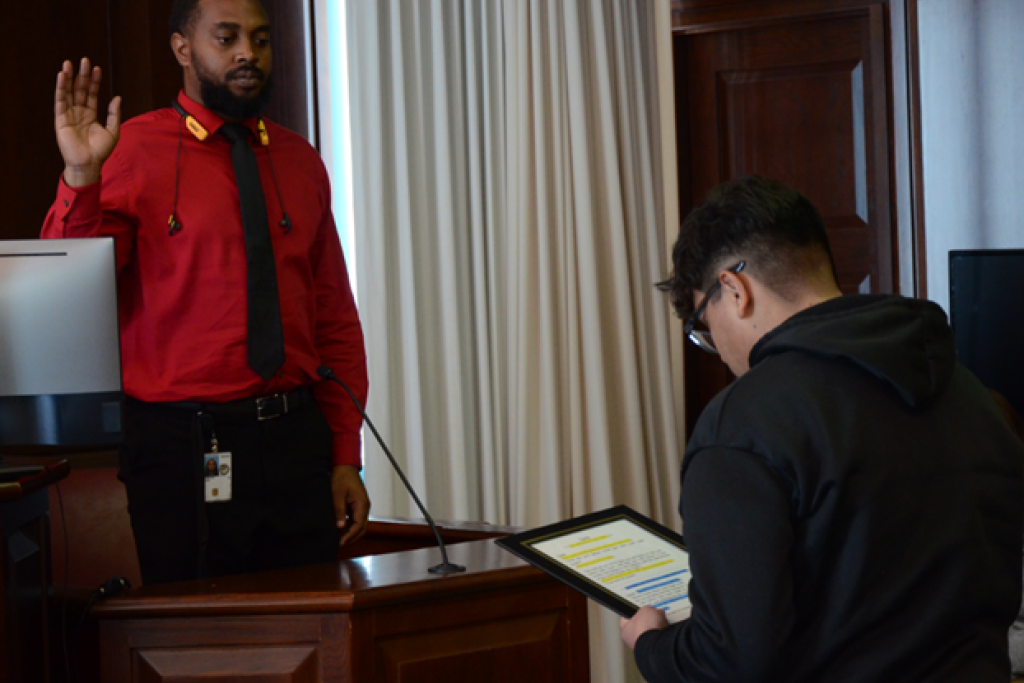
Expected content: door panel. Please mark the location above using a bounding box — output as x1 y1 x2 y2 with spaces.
677 8 895 432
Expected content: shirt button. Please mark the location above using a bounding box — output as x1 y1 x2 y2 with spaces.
64 200 69 207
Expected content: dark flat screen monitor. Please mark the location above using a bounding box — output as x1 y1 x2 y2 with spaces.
949 249 1024 420
0 238 123 447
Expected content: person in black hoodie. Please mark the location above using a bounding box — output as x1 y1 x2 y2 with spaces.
621 175 1024 682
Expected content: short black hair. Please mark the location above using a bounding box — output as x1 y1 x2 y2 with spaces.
169 0 269 39
169 0 203 39
657 175 837 319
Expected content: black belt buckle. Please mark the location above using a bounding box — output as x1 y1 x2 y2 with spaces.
256 393 288 421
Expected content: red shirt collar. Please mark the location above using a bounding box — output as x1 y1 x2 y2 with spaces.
175 90 261 140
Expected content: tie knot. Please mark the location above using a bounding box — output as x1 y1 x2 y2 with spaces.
221 123 252 144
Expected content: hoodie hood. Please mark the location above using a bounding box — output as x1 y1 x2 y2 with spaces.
749 295 956 408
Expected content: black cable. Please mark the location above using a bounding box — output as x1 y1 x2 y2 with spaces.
78 577 131 630
169 117 184 235
263 142 292 233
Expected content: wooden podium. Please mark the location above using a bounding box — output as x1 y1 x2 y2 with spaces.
92 520 590 682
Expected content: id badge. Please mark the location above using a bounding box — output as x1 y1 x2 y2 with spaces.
204 452 233 502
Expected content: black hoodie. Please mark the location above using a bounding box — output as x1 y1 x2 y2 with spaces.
635 295 1024 683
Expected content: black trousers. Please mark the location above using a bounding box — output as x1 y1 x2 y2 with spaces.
119 393 340 585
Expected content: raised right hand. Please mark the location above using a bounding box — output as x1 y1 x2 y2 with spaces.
55 57 122 188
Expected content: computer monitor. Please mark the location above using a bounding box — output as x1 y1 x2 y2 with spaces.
949 249 1024 420
0 238 123 448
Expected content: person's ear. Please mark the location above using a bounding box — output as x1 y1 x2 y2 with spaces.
171 32 191 69
719 270 755 319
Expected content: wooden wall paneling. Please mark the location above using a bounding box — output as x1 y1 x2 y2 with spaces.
880 0 934 296
263 0 316 145
673 3 899 431
672 34 698 441
107 0 179 121
677 6 730 426
1 0 179 242
672 35 694 242
672 0 747 11
673 0 897 31
3 0 111 241
868 5 896 293
903 0 927 297
671 0 927 298
698 12 894 293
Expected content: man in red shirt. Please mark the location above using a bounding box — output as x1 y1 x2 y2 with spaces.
42 0 370 584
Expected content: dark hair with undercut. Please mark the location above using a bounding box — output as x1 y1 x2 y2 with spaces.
169 0 203 39
657 175 837 319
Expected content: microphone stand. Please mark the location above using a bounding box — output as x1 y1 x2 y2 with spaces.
317 366 465 575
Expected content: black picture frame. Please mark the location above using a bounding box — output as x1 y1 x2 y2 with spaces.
495 505 686 619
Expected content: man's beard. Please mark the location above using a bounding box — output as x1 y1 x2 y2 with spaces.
195 59 273 121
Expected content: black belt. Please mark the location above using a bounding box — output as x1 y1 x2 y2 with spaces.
134 385 316 421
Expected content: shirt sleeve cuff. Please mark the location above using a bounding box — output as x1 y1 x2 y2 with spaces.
55 176 102 226
331 431 363 469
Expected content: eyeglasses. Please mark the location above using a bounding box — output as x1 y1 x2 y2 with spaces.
683 261 746 354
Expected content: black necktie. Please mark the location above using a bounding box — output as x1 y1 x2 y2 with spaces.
220 123 285 381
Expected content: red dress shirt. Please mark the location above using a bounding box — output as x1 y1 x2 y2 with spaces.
41 92 368 467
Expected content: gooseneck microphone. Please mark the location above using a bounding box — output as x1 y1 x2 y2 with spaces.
317 365 466 575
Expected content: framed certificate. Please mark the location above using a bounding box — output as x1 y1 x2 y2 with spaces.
496 505 691 623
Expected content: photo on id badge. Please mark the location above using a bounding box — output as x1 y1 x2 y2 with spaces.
204 453 233 502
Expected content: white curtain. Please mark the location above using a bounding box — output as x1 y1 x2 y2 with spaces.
345 1 682 681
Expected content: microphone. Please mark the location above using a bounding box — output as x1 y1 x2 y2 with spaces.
317 365 466 575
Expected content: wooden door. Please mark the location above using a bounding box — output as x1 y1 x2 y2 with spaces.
674 6 896 432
